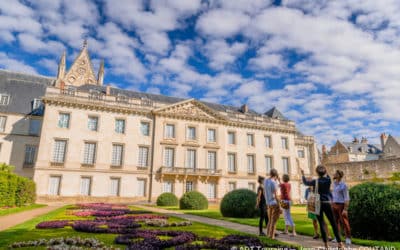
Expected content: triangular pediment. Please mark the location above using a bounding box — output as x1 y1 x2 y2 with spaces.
63 47 97 86
154 99 226 122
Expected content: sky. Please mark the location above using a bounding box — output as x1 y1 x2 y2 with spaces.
0 0 400 148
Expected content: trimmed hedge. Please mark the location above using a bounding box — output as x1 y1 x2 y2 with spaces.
220 189 258 218
179 191 208 210
349 182 400 241
0 164 36 207
156 192 178 206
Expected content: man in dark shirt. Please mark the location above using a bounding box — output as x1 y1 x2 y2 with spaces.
256 176 268 236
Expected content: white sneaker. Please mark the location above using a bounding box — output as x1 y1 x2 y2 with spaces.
331 238 337 243
345 238 351 245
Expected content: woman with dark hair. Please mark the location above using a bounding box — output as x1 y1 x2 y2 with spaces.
301 165 343 249
256 176 268 236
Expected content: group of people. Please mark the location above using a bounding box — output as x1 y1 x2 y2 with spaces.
256 165 352 249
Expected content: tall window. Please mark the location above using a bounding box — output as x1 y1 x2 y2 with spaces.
298 149 305 158
163 181 173 193
207 182 216 199
247 155 255 173
110 178 120 196
48 176 61 195
186 126 196 140
228 153 236 172
29 119 41 135
248 183 256 191
229 182 236 191
112 144 124 166
281 137 288 150
164 148 174 167
165 124 175 138
265 156 273 174
140 122 150 136
24 145 37 165
282 157 290 174
207 151 217 170
186 181 194 192
247 133 254 146
138 146 149 167
0 94 10 105
228 132 235 144
265 135 272 148
207 129 216 143
52 140 67 163
88 116 98 131
58 113 70 128
0 116 6 132
137 179 146 196
185 149 196 169
115 119 125 134
80 177 91 196
83 142 96 165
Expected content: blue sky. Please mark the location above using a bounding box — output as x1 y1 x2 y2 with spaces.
1 0 400 147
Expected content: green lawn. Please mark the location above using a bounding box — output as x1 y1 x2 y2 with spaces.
0 204 46 217
156 204 400 248
0 205 296 249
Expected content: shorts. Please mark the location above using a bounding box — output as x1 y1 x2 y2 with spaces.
308 212 317 220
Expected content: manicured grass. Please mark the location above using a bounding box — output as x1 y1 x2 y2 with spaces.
0 205 295 249
156 205 400 248
0 204 47 217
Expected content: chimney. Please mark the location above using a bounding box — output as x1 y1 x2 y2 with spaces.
240 104 248 113
361 137 368 144
380 133 387 150
60 81 65 90
352 137 359 143
106 85 111 95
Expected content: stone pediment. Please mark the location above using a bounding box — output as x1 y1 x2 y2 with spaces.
154 99 226 122
63 47 97 86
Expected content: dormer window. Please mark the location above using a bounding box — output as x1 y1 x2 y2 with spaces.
32 98 43 110
116 94 129 103
89 89 103 100
348 146 353 152
0 94 10 105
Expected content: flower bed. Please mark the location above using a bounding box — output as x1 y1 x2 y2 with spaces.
144 219 192 227
9 237 105 249
35 220 71 229
72 220 141 234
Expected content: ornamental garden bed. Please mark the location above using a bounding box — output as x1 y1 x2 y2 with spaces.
0 203 292 249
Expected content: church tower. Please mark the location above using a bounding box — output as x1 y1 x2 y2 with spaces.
56 40 104 87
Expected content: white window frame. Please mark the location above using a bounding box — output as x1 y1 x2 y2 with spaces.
298 149 305 158
282 157 290 174
58 113 70 128
186 181 194 192
185 149 197 169
228 131 236 145
207 151 217 171
248 182 256 191
164 124 175 138
0 116 6 132
228 153 236 172
138 146 149 167
32 98 43 110
281 137 289 150
207 182 216 199
247 154 255 173
24 145 37 165
164 147 175 167
52 139 67 163
88 116 98 131
111 144 124 166
163 181 173 193
186 126 196 140
207 128 216 143
110 178 120 196
137 179 146 196
48 176 61 195
80 176 92 196
140 121 150 136
265 135 272 148
228 182 236 191
83 142 96 165
115 119 125 134
247 133 254 146
265 155 273 174
0 94 10 105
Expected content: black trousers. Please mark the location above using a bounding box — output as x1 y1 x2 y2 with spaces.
317 202 341 243
259 204 268 233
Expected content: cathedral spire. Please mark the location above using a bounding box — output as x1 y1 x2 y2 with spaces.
57 50 66 79
97 59 104 85
82 39 88 49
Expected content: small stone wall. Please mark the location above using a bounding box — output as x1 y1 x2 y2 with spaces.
36 195 147 204
325 157 400 186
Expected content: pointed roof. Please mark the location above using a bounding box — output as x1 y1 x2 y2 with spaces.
62 41 97 86
264 107 287 120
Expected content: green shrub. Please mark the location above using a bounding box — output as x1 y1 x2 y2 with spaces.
349 182 400 241
0 164 36 207
156 192 178 206
179 191 208 210
220 189 257 218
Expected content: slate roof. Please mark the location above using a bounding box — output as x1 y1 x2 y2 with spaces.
342 142 382 154
393 137 400 144
0 69 292 120
264 106 288 120
0 70 53 116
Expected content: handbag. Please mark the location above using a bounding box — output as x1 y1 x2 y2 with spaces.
280 200 289 209
307 179 321 215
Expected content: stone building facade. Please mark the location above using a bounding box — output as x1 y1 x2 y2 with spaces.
0 44 318 203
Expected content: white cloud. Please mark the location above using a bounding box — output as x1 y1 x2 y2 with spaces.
203 39 247 70
0 52 38 74
18 33 65 55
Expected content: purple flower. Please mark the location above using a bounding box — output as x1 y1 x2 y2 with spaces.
36 220 70 229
